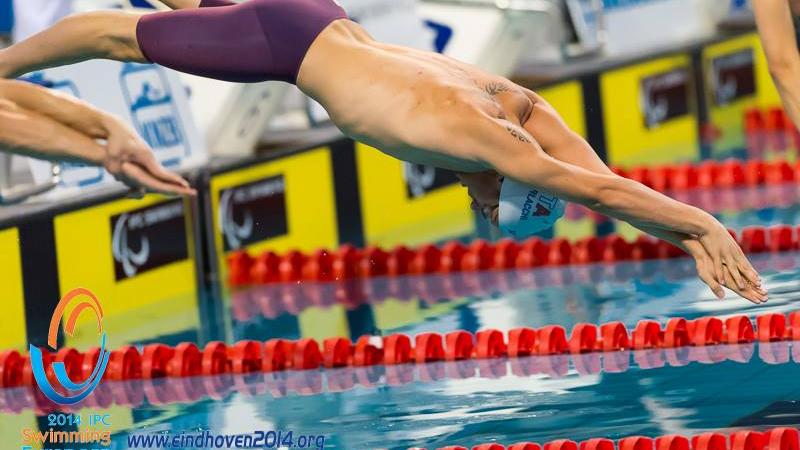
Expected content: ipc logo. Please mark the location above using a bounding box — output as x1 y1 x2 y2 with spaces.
30 288 110 405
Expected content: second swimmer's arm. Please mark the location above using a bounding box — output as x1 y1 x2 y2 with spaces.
753 0 800 130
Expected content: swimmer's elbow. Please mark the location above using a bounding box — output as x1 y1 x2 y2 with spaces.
767 57 800 86
591 174 633 212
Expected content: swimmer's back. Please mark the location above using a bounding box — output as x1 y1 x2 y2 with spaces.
300 23 536 171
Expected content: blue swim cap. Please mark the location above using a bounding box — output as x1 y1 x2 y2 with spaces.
498 178 566 238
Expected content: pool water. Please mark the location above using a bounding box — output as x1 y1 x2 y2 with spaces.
45 250 800 450
4 185 800 450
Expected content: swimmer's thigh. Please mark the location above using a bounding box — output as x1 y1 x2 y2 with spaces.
136 2 272 82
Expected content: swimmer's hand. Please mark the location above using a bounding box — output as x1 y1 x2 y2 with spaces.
103 119 196 197
114 161 196 198
689 227 767 304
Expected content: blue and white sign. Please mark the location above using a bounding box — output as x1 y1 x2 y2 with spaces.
24 60 207 199
120 63 189 168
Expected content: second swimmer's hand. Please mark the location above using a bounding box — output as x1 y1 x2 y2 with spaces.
695 222 767 302
103 119 196 197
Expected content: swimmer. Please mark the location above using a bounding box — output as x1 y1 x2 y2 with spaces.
753 0 800 131
0 79 195 196
0 0 767 303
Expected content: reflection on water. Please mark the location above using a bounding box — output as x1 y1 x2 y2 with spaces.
5 188 800 450
70 252 794 449
88 343 799 450
229 252 800 343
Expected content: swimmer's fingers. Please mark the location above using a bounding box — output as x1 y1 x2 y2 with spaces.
712 254 727 289
699 227 756 289
133 149 192 188
696 256 765 303
721 267 768 304
723 248 766 298
120 162 197 197
724 257 747 291
732 248 762 287
103 131 128 176
695 255 725 300
103 156 123 179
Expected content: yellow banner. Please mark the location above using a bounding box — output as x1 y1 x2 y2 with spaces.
210 147 340 281
601 54 699 167
0 227 26 351
54 196 199 348
703 33 782 157
539 81 587 137
356 143 473 247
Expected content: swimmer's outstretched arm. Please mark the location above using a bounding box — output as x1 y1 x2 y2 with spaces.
1 79 121 140
753 0 800 130
521 91 766 303
462 115 763 299
0 99 107 165
0 102 184 195
0 11 147 80
0 80 195 196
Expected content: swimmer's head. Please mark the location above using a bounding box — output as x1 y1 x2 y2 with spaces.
498 177 565 238
457 171 502 225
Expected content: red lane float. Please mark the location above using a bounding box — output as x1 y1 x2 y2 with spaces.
230 156 800 285
411 427 799 450
656 435 690 450
3 312 799 386
476 329 507 359
227 223 799 288
1 342 799 415
582 439 615 450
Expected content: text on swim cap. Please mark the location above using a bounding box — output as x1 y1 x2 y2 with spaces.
520 190 558 221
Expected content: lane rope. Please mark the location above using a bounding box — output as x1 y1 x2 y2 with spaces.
409 427 800 450
227 225 800 286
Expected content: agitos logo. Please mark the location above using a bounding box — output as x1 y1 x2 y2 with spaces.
30 288 110 405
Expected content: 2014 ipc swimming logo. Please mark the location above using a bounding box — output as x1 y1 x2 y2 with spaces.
30 288 110 405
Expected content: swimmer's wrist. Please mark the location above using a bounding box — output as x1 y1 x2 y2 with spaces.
689 210 719 237
98 114 122 138
682 238 705 258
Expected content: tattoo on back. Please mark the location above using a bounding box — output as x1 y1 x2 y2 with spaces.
506 125 531 143
484 82 511 96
